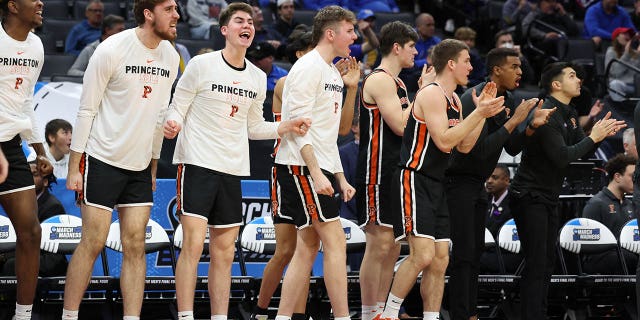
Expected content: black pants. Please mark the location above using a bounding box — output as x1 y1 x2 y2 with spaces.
446 176 487 320
509 191 559 320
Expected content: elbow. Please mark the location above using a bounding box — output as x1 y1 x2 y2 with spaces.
456 144 473 154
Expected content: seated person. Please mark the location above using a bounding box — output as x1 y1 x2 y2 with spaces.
350 0 399 13
246 41 288 91
302 0 350 10
584 0 636 48
454 26 485 89
68 14 125 76
605 27 640 101
65 0 104 56
522 0 579 57
186 0 228 39
44 119 73 180
1 161 68 277
480 164 523 274
502 0 535 29
349 9 379 67
582 154 638 274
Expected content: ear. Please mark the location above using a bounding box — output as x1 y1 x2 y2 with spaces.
144 8 153 22
492 65 501 76
325 28 335 41
551 79 561 91
7 0 18 14
392 42 400 54
447 59 455 70
220 25 228 36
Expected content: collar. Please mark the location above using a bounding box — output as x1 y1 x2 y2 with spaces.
492 189 509 207
546 95 572 120
602 186 624 202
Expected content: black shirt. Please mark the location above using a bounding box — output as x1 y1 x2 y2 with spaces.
582 187 634 236
446 81 525 180
510 95 595 204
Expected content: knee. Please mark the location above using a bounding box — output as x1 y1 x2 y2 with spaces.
120 233 146 257
16 222 41 245
429 254 449 275
273 243 296 264
410 251 433 270
211 246 235 266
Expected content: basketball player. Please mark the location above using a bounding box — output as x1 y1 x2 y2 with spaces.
0 0 52 318
62 0 180 318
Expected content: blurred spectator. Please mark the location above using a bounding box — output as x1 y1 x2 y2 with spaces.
252 5 284 52
338 116 359 223
44 119 72 180
273 0 300 40
175 42 191 79
65 0 104 56
247 41 288 91
605 27 640 101
623 128 638 160
414 13 441 69
186 0 228 39
582 154 637 274
632 0 640 30
584 0 636 48
68 14 125 76
495 29 535 85
1 162 68 277
349 9 379 61
196 47 214 55
350 0 399 13
454 27 485 88
522 0 579 56
480 164 523 274
303 0 350 10
503 0 535 29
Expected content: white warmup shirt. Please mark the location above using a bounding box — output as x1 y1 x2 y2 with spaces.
70 29 179 171
275 49 344 174
166 51 278 176
0 26 44 144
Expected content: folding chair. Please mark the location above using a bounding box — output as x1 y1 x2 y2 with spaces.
38 214 114 316
0 215 18 298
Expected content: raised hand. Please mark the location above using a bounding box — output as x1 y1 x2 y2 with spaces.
336 56 361 88
509 98 540 124
530 99 555 128
418 65 435 89
472 82 505 118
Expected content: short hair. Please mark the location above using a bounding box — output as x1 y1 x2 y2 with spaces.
539 61 575 94
494 29 512 45
605 153 636 182
431 39 469 74
219 2 253 27
454 27 476 41
378 21 419 57
495 163 511 180
85 0 103 11
311 5 356 47
45 119 72 146
623 128 635 145
133 0 167 26
486 47 519 75
285 25 312 63
101 14 125 34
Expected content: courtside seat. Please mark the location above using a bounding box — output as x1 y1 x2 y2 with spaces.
0 215 18 294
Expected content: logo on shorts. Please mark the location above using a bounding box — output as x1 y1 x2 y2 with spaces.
306 203 317 218
271 200 279 216
368 206 376 222
404 219 412 233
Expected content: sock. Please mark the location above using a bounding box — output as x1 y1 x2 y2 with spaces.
123 317 140 320
334 317 351 320
61 309 79 320
178 311 194 320
275 315 291 320
380 293 403 319
362 305 378 320
14 304 32 320
376 302 385 314
423 312 440 320
291 313 307 320
211 315 227 320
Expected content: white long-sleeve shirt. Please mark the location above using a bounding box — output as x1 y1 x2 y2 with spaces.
70 29 179 171
275 49 344 174
0 27 44 144
166 51 278 176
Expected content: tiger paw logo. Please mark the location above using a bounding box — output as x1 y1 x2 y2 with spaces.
404 219 413 233
368 206 376 221
271 200 279 216
306 203 318 218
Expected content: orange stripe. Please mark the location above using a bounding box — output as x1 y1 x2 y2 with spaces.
298 175 318 221
176 164 183 213
368 109 381 184
401 170 413 235
77 153 86 204
270 167 278 217
408 123 427 168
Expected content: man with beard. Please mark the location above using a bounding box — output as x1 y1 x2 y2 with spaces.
446 48 552 320
62 0 180 318
0 0 53 318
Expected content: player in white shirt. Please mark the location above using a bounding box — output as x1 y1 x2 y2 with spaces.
62 0 180 318
0 0 53 319
162 3 310 320
273 6 358 320
44 119 72 179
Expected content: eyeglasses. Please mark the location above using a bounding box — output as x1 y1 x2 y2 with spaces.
87 8 103 13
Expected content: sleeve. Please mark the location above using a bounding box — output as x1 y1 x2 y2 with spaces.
69 44 117 153
248 74 279 140
460 89 512 160
285 63 319 152
67 46 92 76
152 51 180 159
537 115 595 168
64 26 81 56
502 0 519 26
165 58 200 128
584 9 612 38
20 50 44 144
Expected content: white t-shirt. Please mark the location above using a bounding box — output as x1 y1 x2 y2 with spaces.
0 26 44 144
45 147 69 179
275 49 344 174
166 51 278 176
70 29 179 171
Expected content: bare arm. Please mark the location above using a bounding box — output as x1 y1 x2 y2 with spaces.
366 72 409 136
336 57 360 135
301 144 333 196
